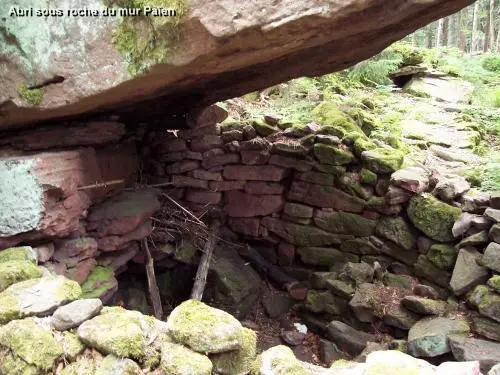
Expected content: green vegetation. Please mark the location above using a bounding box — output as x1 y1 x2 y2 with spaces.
106 0 189 75
17 84 44 105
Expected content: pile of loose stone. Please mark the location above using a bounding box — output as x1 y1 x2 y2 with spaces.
0 244 493 375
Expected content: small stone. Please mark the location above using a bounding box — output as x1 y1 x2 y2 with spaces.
402 296 449 315
252 345 309 374
361 147 404 174
482 242 500 272
468 285 500 323
458 230 490 248
485 208 500 223
283 203 314 218
375 217 417 251
95 355 142 375
472 316 500 342
414 255 451 288
449 335 500 373
319 339 343 365
210 327 256 375
262 292 296 318
326 320 375 355
489 224 500 243
383 306 420 330
435 176 471 201
34 243 54 263
391 166 430 193
412 284 440 300
281 331 306 346
488 275 500 293
51 298 103 330
313 143 355 165
453 212 476 238
408 317 470 357
450 248 489 296
426 244 458 271
80 266 118 303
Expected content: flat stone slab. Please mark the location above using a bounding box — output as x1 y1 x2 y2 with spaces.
450 248 489 296
0 276 81 324
450 336 500 373
51 298 103 331
408 317 470 357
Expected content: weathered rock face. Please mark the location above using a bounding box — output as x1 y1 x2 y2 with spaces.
0 0 472 129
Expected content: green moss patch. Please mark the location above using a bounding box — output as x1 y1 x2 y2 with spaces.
18 84 44 106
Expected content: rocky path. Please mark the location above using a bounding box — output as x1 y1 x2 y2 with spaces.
384 76 483 178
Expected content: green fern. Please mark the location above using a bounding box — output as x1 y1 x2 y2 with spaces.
348 50 403 87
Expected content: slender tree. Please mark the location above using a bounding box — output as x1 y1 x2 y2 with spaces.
436 18 445 48
489 0 496 51
471 1 480 53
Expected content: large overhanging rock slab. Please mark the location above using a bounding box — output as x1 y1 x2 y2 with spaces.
0 0 472 130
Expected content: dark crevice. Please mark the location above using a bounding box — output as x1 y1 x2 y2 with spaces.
28 75 65 90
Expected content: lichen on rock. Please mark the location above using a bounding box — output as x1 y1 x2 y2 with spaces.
166 299 244 353
0 260 43 292
160 342 213 375
211 327 257 375
407 194 461 242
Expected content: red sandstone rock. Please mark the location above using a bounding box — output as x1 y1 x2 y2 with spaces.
53 237 99 267
66 258 97 284
269 155 313 172
172 175 209 189
228 218 261 237
209 180 246 192
0 122 126 150
189 135 223 152
98 242 140 272
260 217 339 246
295 171 335 185
224 191 284 217
87 189 160 237
165 160 200 174
288 180 365 212
185 189 222 204
244 181 284 195
186 105 228 128
223 165 288 181
278 242 296 266
158 150 203 163
97 220 154 252
189 169 223 181
240 150 271 165
202 153 240 169
155 138 187 154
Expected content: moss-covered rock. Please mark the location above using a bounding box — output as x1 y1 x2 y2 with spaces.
297 246 359 267
95 354 142 375
361 147 404 174
413 255 451 288
353 137 378 157
160 342 212 375
467 285 500 323
61 356 98 375
375 217 417 251
0 260 42 292
0 318 64 374
312 102 366 139
211 327 257 375
77 306 164 360
313 144 355 166
304 290 348 315
0 246 38 264
383 273 413 289
407 194 461 242
0 276 81 324
340 238 380 255
360 168 378 185
252 119 277 136
408 317 470 357
426 244 458 271
314 211 377 237
402 296 449 316
339 262 374 286
488 275 500 293
251 345 312 375
60 331 86 361
80 266 118 301
166 299 244 353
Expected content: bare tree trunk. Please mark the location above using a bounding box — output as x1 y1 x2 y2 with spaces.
436 18 445 48
443 17 449 46
489 0 496 51
471 1 480 54
426 24 434 49
496 27 500 51
484 3 491 52
448 14 456 47
457 9 466 51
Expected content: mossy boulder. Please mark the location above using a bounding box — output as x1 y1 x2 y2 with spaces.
166 299 244 353
413 255 451 288
383 273 413 289
0 246 38 264
314 211 377 237
0 260 43 292
211 327 257 375
361 147 404 174
0 318 64 374
313 144 355 166
80 266 118 302
0 276 81 324
340 238 380 255
304 290 348 315
488 276 500 293
95 354 142 375
360 168 377 185
375 217 417 251
251 345 312 375
60 332 86 361
297 246 359 267
252 119 277 136
467 285 500 323
77 306 165 360
426 244 458 271
160 342 212 375
353 138 377 156
61 356 98 375
402 296 449 316
312 102 366 139
407 194 461 242
408 317 470 357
